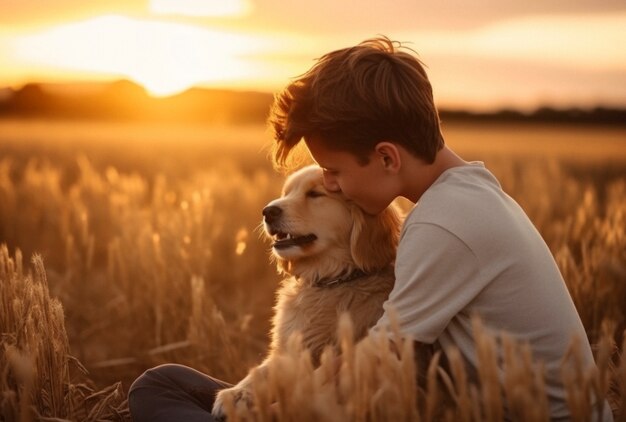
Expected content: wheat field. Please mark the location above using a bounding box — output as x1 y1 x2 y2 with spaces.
1 120 625 421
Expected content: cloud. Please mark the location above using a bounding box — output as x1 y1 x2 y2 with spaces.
397 12 626 71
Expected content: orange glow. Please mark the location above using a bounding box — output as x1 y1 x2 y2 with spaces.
1 7 624 108
11 15 270 96
150 0 253 17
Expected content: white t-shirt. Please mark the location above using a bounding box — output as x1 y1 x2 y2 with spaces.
373 162 608 420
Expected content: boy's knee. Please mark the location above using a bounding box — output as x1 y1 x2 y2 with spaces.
129 364 191 421
129 363 188 395
128 364 227 421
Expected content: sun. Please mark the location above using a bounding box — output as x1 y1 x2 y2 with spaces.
150 0 253 17
11 15 265 97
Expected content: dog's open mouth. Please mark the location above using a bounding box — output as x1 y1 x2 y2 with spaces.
272 232 318 249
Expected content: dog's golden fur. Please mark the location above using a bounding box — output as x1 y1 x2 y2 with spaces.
212 165 401 416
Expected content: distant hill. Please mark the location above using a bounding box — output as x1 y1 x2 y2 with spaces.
1 80 625 126
0 81 273 124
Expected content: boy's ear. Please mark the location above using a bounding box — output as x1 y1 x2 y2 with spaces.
374 142 401 172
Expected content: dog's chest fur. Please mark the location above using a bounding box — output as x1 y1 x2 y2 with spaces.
270 267 394 365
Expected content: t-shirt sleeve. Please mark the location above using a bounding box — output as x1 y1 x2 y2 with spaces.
372 222 484 344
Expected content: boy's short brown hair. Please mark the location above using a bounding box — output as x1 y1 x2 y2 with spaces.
269 36 444 169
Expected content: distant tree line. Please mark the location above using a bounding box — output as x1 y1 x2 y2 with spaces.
440 107 626 126
1 80 625 126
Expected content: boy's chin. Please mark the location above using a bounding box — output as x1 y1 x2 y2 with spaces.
356 202 389 216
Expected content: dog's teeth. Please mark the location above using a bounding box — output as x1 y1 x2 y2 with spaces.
286 233 292 239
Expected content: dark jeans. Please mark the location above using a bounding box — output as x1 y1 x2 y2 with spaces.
128 364 233 422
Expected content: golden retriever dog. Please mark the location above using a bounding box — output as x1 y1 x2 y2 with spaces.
212 165 401 417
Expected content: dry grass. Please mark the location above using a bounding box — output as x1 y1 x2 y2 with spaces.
218 314 624 422
0 122 625 421
0 246 127 421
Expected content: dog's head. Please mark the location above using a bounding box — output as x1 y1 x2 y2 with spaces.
262 165 402 280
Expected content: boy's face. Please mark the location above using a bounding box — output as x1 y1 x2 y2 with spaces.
304 136 397 215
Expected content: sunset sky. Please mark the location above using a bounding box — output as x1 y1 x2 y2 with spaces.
0 0 625 110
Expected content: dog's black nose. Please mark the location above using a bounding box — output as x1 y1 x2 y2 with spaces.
262 205 282 223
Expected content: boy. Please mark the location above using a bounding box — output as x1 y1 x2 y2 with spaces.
128 36 610 421
269 36 610 420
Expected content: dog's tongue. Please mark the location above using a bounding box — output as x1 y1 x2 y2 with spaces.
273 234 317 249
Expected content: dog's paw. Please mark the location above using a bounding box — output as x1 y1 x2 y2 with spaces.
212 386 255 420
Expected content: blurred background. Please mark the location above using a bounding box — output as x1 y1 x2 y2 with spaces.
1 0 626 112
1 0 625 171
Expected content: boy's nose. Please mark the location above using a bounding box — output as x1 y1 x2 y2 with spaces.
322 173 341 192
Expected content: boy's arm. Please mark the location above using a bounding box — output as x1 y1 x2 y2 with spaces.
374 222 484 343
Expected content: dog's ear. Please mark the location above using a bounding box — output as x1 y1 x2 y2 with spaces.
350 203 402 271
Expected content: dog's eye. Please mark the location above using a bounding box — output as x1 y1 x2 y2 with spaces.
306 190 325 198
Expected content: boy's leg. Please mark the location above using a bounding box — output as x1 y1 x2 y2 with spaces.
128 363 233 422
